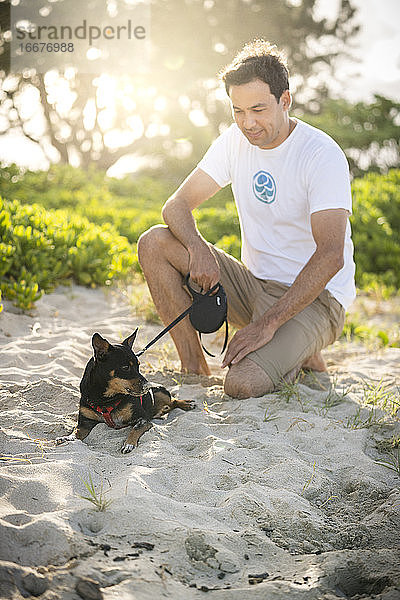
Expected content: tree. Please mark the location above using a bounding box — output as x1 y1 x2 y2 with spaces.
300 95 400 177
0 0 360 172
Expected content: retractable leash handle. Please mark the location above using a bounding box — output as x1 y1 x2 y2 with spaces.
136 274 228 358
185 274 228 357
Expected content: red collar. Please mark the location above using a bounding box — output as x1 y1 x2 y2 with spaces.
87 396 143 429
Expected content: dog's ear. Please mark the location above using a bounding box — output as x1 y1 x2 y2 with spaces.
92 333 110 360
122 328 138 350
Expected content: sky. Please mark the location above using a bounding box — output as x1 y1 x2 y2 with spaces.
0 0 399 172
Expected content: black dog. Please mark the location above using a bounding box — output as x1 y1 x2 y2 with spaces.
57 329 195 453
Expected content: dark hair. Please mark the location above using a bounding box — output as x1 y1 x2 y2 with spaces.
219 39 289 103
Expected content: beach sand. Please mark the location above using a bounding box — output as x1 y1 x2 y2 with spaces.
0 284 399 599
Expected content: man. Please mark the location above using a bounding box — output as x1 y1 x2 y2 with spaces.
138 39 356 399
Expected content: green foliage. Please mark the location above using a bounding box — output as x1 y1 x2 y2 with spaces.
344 406 386 430
375 448 400 476
195 203 240 248
376 436 400 453
342 314 400 349
350 169 400 289
0 194 135 310
300 95 400 176
79 473 113 512
216 234 241 260
3 266 44 311
362 379 399 417
0 164 168 245
1 164 400 312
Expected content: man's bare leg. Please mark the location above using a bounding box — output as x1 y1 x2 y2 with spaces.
224 357 303 399
224 358 274 399
137 225 210 375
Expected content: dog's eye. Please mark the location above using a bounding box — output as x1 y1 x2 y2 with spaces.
121 365 130 371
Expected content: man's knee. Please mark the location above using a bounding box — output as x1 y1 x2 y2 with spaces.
137 225 171 266
224 357 274 399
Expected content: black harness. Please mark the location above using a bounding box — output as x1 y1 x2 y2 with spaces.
136 274 228 358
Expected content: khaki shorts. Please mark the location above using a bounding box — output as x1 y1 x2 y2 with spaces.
212 246 345 386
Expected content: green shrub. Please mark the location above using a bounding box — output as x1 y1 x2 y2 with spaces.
1 164 400 306
0 196 136 310
215 234 241 259
0 164 168 244
195 204 240 245
351 169 400 289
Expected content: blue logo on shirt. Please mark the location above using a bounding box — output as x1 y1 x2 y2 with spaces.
252 171 276 204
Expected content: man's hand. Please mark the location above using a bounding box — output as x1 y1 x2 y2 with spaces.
222 317 277 368
188 241 220 292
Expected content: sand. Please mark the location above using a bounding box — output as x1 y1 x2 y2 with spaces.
0 283 399 599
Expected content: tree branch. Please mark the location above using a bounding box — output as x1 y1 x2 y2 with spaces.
36 73 69 163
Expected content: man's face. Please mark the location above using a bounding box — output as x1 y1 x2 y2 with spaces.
229 79 291 149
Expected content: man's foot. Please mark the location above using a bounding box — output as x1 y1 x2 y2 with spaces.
181 363 211 376
301 352 327 372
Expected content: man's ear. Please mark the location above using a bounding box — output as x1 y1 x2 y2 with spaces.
280 89 292 111
92 333 110 360
122 328 138 350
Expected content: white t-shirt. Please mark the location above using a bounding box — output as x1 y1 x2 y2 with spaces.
197 119 356 310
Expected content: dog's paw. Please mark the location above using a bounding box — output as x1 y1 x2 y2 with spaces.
121 442 137 454
182 399 196 411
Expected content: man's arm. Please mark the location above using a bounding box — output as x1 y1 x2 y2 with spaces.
222 208 348 367
162 167 222 291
